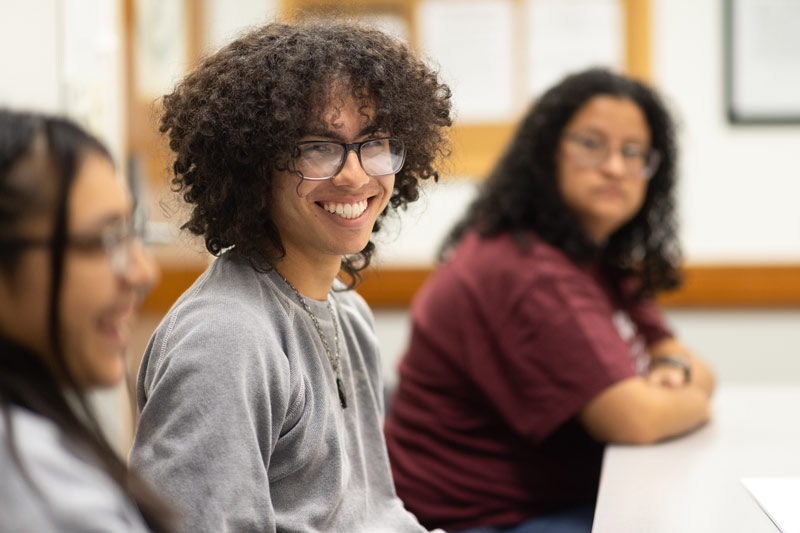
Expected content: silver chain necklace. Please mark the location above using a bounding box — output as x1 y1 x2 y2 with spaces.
275 271 347 409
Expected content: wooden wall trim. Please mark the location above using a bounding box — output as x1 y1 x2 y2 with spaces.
658 265 800 308
361 264 800 309
141 263 800 314
623 0 651 80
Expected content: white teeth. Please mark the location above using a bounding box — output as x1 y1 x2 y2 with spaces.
323 200 368 219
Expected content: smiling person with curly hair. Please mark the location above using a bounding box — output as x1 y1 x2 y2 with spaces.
130 20 451 532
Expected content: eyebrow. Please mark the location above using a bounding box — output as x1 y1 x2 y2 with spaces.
575 127 649 145
302 124 383 141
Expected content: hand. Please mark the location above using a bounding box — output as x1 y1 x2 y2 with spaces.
647 363 688 388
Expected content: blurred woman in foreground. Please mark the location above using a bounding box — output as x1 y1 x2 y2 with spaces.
0 110 170 531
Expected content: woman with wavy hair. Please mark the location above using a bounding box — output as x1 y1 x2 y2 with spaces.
385 69 715 533
0 110 168 531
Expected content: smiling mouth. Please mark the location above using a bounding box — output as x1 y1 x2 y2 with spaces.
320 199 369 219
97 306 134 349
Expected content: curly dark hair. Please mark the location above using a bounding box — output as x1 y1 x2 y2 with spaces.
161 20 452 287
443 68 681 297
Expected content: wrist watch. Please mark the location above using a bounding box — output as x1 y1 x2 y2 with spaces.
649 355 691 382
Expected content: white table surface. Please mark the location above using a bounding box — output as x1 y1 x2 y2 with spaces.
592 384 800 533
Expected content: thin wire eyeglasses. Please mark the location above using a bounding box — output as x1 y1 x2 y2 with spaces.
564 132 661 180
0 218 147 277
292 137 406 181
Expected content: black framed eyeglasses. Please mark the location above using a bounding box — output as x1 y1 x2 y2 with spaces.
564 132 661 180
292 137 406 181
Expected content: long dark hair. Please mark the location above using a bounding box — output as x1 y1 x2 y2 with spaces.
0 109 171 531
160 20 452 288
443 68 681 297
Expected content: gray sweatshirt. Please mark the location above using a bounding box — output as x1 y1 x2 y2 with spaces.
130 252 432 533
0 406 150 532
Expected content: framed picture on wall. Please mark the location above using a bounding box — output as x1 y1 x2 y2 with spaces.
725 0 800 124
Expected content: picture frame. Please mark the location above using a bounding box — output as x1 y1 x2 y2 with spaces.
725 0 800 124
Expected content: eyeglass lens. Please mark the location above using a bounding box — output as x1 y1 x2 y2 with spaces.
566 133 659 178
294 138 405 180
101 220 147 276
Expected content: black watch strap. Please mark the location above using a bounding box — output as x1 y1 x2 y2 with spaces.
649 355 691 382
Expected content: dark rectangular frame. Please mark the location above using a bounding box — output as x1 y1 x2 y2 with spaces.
724 0 800 124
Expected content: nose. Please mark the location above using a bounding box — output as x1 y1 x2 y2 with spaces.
121 239 160 295
331 149 370 189
601 148 627 179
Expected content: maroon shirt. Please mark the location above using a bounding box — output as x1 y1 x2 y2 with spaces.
384 231 671 531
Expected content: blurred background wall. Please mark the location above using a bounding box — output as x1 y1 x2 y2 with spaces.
2 0 799 454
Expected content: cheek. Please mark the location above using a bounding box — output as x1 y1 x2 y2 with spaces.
59 260 121 387
60 257 117 314
292 176 321 199
270 180 299 229
376 175 395 208
273 177 320 224
291 183 308 200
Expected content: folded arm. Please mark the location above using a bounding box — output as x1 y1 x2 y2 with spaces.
579 337 715 445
